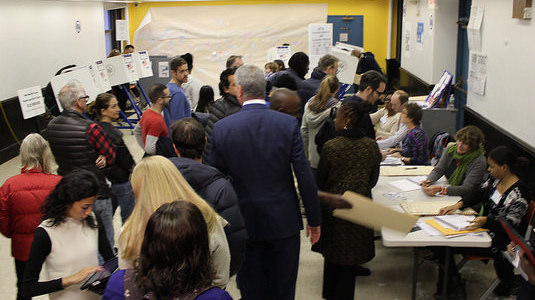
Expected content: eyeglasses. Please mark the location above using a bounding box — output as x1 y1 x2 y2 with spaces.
160 95 172 99
78 95 90 102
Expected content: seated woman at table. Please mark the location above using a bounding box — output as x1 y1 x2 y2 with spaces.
313 101 382 300
435 146 530 298
386 103 430 165
370 93 400 138
421 125 487 197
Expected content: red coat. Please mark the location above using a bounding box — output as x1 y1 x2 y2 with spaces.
0 168 61 261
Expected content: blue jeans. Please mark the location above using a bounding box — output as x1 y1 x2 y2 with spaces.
111 182 135 223
93 198 114 249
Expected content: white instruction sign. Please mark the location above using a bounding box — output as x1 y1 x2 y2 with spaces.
115 20 129 41
17 86 46 119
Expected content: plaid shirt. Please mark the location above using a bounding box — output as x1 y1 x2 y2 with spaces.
88 123 116 165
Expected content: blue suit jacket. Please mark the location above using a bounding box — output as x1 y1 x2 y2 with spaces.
210 103 321 241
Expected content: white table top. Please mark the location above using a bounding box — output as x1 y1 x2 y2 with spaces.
372 174 461 207
374 172 491 248
382 217 492 248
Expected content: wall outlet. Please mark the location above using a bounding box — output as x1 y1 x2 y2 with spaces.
524 7 532 19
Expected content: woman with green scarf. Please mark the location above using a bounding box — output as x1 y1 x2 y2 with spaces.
421 126 487 196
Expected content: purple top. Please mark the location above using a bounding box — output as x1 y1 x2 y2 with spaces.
102 269 233 300
401 126 430 165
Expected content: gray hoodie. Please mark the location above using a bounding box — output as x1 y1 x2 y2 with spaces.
301 97 339 168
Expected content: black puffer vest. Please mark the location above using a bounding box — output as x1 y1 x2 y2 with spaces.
46 110 111 198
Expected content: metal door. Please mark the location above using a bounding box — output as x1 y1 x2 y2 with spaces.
327 15 364 47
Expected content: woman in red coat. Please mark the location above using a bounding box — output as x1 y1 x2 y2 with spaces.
0 133 61 300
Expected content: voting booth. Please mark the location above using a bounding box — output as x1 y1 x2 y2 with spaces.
267 46 291 67
50 66 100 112
89 60 112 95
132 51 153 78
105 54 139 86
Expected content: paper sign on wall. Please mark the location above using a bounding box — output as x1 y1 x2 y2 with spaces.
17 86 45 119
309 23 333 73
116 20 129 41
416 22 424 44
467 6 484 51
468 52 488 96
158 61 169 78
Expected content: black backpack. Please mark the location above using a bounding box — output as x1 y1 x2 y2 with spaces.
314 106 338 154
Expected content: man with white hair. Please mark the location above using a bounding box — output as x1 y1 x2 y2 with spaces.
46 81 116 247
210 65 321 300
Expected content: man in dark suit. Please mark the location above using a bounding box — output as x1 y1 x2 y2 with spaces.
210 65 321 300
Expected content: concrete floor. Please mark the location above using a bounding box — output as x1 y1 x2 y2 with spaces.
0 130 514 299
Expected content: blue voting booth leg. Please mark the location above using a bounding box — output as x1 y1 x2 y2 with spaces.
337 83 352 99
137 82 151 108
116 110 136 129
120 85 142 119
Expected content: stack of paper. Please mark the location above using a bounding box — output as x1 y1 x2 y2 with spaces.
381 156 402 166
400 201 477 216
434 215 476 231
424 216 487 238
389 179 421 192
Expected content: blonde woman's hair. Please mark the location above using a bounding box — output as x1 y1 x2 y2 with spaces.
20 133 57 174
309 75 339 113
119 155 219 261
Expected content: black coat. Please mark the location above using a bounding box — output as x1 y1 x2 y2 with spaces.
203 94 242 163
169 157 247 276
298 69 326 111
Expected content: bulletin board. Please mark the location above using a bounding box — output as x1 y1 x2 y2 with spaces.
133 4 327 91
466 0 535 147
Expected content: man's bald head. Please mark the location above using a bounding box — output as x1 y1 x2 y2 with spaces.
270 88 301 118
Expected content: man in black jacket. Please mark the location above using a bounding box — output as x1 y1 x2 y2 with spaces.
46 81 116 247
203 68 241 162
169 117 247 277
298 54 339 110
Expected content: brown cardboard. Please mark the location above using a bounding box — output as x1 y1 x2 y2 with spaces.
333 191 418 233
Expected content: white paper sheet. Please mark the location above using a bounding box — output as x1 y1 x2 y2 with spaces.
17 86 45 119
434 215 476 231
389 179 422 192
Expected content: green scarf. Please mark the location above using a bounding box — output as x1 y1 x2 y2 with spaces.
447 143 485 186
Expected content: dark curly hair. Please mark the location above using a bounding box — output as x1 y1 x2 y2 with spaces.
338 101 369 129
41 169 99 228
404 103 423 126
134 201 214 297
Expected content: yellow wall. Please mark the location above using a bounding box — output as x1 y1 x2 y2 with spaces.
128 0 390 70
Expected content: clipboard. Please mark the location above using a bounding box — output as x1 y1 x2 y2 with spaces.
333 191 418 233
499 219 535 267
